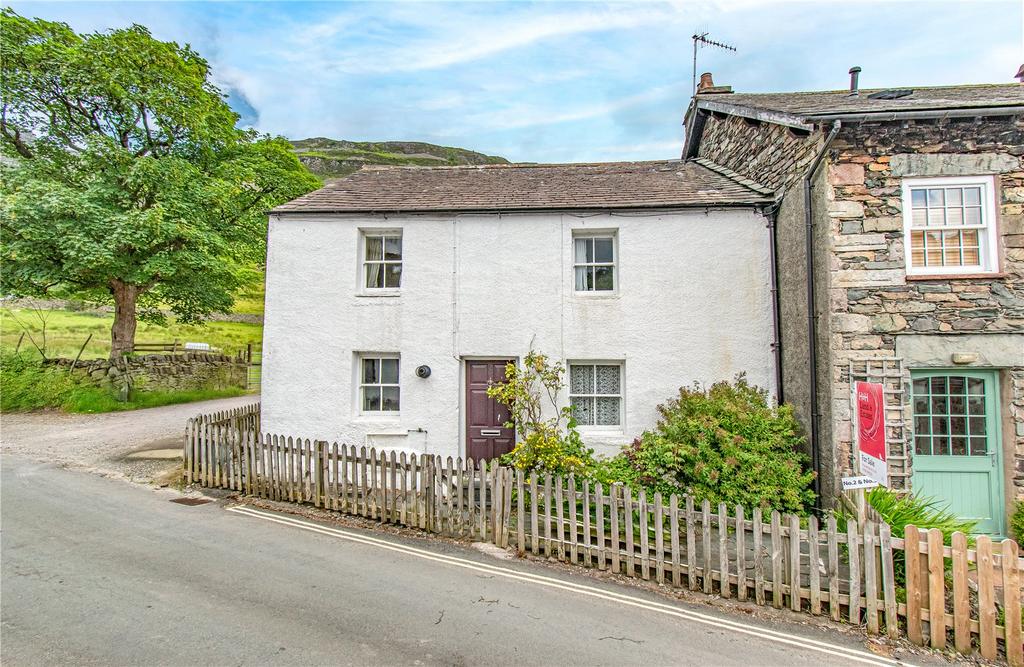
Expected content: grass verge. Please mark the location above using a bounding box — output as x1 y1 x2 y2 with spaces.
1 353 248 413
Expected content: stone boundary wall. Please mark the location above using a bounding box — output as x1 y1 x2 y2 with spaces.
45 352 248 393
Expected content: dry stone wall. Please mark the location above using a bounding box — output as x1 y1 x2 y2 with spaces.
46 352 247 393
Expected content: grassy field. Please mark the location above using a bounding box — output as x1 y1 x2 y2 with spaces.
1 308 263 360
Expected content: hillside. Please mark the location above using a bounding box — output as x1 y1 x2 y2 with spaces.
291 138 509 180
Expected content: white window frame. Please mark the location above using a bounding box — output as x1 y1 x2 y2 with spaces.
900 176 999 276
360 229 403 293
357 354 401 415
572 231 618 293
568 361 624 430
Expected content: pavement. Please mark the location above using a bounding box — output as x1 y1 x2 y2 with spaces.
1 456 931 667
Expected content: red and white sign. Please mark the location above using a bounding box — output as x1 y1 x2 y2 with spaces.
855 381 888 487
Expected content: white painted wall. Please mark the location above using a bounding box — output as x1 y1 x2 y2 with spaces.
261 208 776 458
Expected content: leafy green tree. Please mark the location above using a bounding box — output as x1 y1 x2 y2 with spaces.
0 9 320 358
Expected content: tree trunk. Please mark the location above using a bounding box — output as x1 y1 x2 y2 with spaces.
110 280 140 360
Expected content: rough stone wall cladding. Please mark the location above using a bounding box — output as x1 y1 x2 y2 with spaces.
696 112 823 190
825 118 1024 498
47 352 247 393
1012 371 1024 494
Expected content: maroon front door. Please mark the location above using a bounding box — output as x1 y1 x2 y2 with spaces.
465 360 515 462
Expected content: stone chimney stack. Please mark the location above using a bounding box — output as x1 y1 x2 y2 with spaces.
696 72 733 95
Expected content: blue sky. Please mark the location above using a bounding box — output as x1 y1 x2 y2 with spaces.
10 1 1022 163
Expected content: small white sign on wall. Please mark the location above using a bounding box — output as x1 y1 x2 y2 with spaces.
841 476 880 491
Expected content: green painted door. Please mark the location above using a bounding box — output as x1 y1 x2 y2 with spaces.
911 371 1004 536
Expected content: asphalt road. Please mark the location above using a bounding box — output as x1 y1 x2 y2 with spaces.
1 457 908 666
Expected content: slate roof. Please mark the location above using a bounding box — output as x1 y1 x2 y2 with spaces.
271 160 773 214
697 83 1023 121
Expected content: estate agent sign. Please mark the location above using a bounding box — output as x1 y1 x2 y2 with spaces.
854 381 888 487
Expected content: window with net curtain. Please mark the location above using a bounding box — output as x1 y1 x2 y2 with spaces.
902 177 996 274
573 234 616 291
364 232 402 289
569 363 622 427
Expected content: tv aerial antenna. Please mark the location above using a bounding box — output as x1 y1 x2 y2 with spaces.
692 32 737 95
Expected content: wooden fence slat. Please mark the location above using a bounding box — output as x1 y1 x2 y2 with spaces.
502 468 513 549
609 484 621 574
556 476 566 561
879 522 897 639
864 521 879 635
624 486 636 578
1001 539 1023 667
905 525 924 645
827 515 840 622
399 452 409 524
351 446 360 516
364 446 372 518
719 503 730 598
926 528 945 648
808 515 820 615
771 511 783 609
639 490 650 581
530 474 539 555
670 495 681 587
266 433 273 500
702 500 713 595
654 493 665 585
516 470 525 555
568 474 578 563
753 508 765 606
788 514 801 612
686 496 697 591
582 480 592 567
444 457 454 535
595 483 607 571
479 460 488 541
462 458 472 537
976 535 997 660
847 520 861 626
951 531 970 653
736 505 747 602
543 474 553 557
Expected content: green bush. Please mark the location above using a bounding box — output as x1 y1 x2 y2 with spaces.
601 376 815 514
1011 501 1024 544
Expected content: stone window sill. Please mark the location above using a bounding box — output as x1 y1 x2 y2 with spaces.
906 272 1006 281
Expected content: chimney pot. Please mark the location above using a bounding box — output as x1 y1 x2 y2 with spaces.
698 72 715 91
849 66 862 96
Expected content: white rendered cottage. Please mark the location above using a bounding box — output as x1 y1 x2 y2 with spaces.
262 160 777 460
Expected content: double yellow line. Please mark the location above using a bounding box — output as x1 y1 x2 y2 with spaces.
227 505 901 667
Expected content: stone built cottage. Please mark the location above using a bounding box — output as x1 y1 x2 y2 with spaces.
263 70 1023 536
684 73 1023 535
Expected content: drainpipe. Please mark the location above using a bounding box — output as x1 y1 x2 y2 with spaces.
804 119 841 505
765 203 784 403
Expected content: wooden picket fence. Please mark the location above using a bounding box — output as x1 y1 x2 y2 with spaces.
183 412 1022 665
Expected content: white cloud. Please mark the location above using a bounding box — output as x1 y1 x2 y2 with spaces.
320 4 687 74
466 81 684 131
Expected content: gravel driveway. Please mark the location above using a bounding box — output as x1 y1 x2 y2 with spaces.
0 395 259 482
